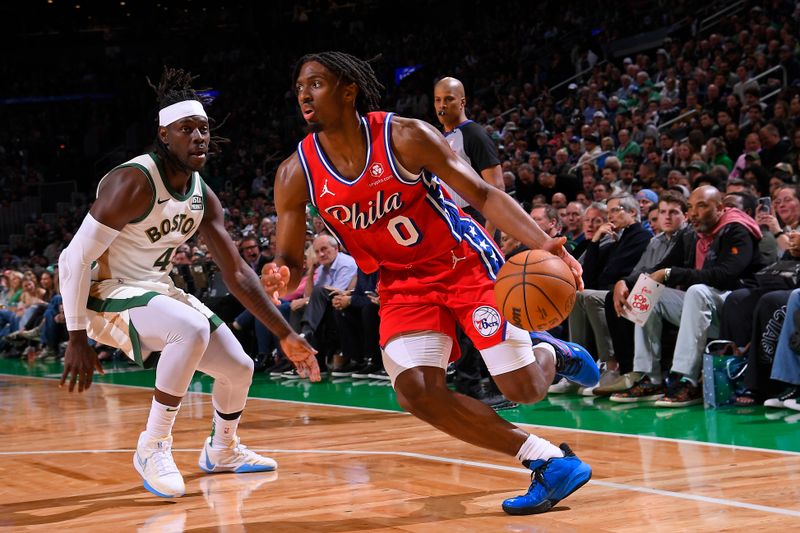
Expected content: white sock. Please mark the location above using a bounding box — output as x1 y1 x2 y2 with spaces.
533 343 558 366
516 434 564 463
211 411 241 448
144 397 180 440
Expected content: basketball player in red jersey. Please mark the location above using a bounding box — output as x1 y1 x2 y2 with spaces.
263 52 597 515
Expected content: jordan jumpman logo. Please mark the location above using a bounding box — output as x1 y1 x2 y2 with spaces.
451 250 466 269
320 178 335 198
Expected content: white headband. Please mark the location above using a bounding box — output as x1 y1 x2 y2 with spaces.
158 100 208 126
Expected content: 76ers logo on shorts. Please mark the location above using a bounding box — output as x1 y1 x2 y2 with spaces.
370 162 384 177
472 306 501 337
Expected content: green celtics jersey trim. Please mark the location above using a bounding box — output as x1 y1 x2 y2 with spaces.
93 153 205 284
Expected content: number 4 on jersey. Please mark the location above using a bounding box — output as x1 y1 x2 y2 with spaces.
153 247 175 271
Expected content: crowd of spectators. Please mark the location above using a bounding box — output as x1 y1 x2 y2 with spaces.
2 1 800 411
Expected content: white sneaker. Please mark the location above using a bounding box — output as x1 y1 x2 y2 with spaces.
133 432 185 498
548 377 579 394
580 366 619 396
593 371 642 396
764 388 799 408
785 399 800 412
199 436 277 473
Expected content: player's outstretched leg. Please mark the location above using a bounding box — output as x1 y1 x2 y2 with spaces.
502 443 592 515
529 331 600 388
197 326 277 474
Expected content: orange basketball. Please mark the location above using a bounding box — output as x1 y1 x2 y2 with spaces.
494 249 577 331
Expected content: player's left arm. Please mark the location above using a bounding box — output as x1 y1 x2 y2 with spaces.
198 187 320 378
391 116 582 287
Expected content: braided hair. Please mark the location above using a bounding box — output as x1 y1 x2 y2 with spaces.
293 52 384 115
147 66 227 171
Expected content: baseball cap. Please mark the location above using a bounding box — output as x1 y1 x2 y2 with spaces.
569 135 581 143
593 110 605 118
775 162 794 174
636 189 659 204
504 122 519 131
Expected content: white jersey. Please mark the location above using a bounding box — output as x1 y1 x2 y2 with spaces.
94 153 205 285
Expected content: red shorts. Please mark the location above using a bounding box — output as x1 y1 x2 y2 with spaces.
377 240 506 361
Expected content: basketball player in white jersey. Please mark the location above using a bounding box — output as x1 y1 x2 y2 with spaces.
58 68 319 498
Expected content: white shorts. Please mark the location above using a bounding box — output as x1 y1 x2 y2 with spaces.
86 278 221 365
382 324 534 386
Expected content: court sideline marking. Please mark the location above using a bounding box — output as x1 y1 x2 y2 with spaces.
0 446 798 518
4 372 800 458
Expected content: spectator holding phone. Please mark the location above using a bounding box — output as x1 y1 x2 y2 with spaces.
757 185 800 253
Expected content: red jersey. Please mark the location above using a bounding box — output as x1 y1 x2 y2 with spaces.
297 111 503 277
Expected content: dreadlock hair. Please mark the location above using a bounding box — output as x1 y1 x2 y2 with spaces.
293 52 384 115
147 66 228 172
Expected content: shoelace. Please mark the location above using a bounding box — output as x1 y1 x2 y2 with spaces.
779 387 799 401
150 443 179 475
529 461 552 492
231 443 262 462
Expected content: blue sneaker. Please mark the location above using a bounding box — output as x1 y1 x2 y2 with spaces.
502 443 592 515
530 331 600 387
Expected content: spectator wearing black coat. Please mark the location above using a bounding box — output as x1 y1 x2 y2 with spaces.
566 193 651 391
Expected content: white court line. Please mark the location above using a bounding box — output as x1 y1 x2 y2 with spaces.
0 446 798 518
4 372 800 459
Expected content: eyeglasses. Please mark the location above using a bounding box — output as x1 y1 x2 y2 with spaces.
608 206 626 213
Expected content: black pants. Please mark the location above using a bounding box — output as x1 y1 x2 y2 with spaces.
291 285 339 367
333 302 380 364
722 288 793 396
603 291 634 374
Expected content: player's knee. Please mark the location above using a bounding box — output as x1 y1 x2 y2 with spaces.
235 352 255 382
172 313 211 353
394 370 446 415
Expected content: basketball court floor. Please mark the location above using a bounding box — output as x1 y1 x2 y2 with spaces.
2 358 799 531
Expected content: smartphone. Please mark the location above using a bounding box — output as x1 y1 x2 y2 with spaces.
758 196 772 213
364 291 378 297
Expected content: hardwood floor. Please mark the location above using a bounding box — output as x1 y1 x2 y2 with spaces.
1 375 799 531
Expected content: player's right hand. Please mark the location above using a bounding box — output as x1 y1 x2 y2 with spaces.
60 340 105 393
279 332 320 382
261 263 290 305
542 236 584 292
